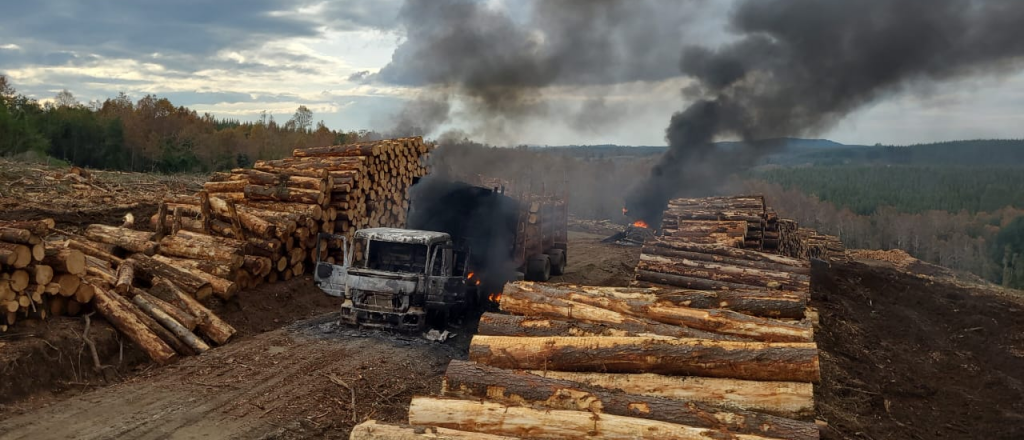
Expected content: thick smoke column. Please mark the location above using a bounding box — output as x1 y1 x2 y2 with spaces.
626 0 1024 224
373 0 704 138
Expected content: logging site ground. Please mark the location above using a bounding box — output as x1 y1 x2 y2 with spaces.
1 160 1023 440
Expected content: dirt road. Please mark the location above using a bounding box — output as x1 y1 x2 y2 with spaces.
0 315 464 439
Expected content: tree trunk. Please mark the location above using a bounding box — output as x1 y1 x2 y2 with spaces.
110 289 194 356
407 397 781 440
131 288 197 331
505 283 812 342
150 277 235 345
243 201 323 221
152 254 233 279
132 293 210 354
469 335 820 382
642 245 810 275
0 227 40 245
84 224 157 256
292 143 381 158
650 239 808 268
0 242 31 268
115 260 135 294
529 370 815 420
66 238 125 267
41 247 86 275
636 269 768 291
243 185 324 205
499 285 748 341
0 219 54 236
26 265 53 285
158 233 244 269
209 196 276 238
479 313 678 338
443 360 818 439
350 421 516 440
92 289 177 364
127 254 214 301
639 254 810 291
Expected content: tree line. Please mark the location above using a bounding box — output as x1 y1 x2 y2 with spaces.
0 76 383 172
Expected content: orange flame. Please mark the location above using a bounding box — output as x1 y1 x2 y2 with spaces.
488 292 502 303
632 220 649 229
467 272 475 279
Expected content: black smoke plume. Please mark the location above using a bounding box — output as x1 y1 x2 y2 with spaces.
406 176 520 294
374 0 705 138
626 0 1024 225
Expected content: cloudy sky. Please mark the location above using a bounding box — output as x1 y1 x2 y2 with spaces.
2 0 1022 146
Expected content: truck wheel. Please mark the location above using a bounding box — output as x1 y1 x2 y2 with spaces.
547 249 566 276
526 255 551 282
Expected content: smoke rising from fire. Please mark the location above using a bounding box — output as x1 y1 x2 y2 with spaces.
626 0 1024 224
373 0 708 139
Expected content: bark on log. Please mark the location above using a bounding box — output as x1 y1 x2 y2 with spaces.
55 274 81 297
152 254 233 279
292 143 381 158
243 185 324 205
43 248 86 275
0 242 31 268
506 283 812 342
203 180 247 193
651 239 808 268
92 289 177 364
243 201 323 221
639 254 810 291
26 265 54 286
528 370 815 420
131 288 197 331
209 196 276 237
407 397 780 440
158 233 244 269
74 281 96 303
66 238 125 267
0 227 40 245
127 254 214 301
443 360 817 439
84 224 157 256
0 219 54 236
469 335 820 382
150 277 235 345
499 286 748 341
642 245 810 275
115 260 135 294
636 269 770 291
349 421 516 440
110 288 194 356
132 293 210 354
480 313 679 338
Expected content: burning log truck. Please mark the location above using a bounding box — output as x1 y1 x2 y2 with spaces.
314 178 568 331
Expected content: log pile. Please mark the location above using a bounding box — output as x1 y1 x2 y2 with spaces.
147 136 431 289
661 196 767 249
0 219 89 331
364 280 821 439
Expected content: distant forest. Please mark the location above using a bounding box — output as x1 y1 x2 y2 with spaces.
0 76 383 172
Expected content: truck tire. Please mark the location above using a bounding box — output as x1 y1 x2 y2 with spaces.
525 255 551 282
546 249 566 276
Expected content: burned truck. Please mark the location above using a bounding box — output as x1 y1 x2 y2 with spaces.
314 178 567 331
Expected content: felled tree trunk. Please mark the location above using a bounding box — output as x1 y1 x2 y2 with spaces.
84 224 157 255
639 254 810 291
468 335 820 382
527 370 815 420
158 232 244 269
132 294 209 354
92 289 177 364
42 247 86 275
479 313 678 338
407 397 781 440
349 421 516 440
504 283 812 342
442 360 818 440
150 278 235 345
127 254 214 301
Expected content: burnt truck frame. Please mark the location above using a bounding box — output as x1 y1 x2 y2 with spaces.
314 228 471 331
313 180 568 331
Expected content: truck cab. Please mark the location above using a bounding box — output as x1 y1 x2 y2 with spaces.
314 228 469 332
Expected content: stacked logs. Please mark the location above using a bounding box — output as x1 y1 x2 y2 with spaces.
0 219 88 331
357 280 821 439
661 196 767 249
144 137 431 288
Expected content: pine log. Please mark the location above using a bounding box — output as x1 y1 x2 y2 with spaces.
152 254 232 279
0 219 54 236
127 254 214 301
74 281 96 303
469 335 820 382
155 202 168 238
56 274 82 297
132 294 209 354
499 285 748 341
158 233 244 269
110 288 194 356
636 269 768 291
26 265 54 285
66 238 124 267
150 277 235 345
407 397 780 440
84 225 157 256
0 227 40 245
243 256 272 278
292 142 381 157
480 313 679 338
92 289 177 364
131 288 197 331
349 421 515 440
529 370 815 420
639 254 809 291
0 242 31 268
8 270 30 291
652 239 808 268
243 201 323 221
642 245 811 275
506 283 812 342
443 360 817 439
244 185 324 205
209 196 276 237
42 247 85 275
114 260 135 294
203 180 247 193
